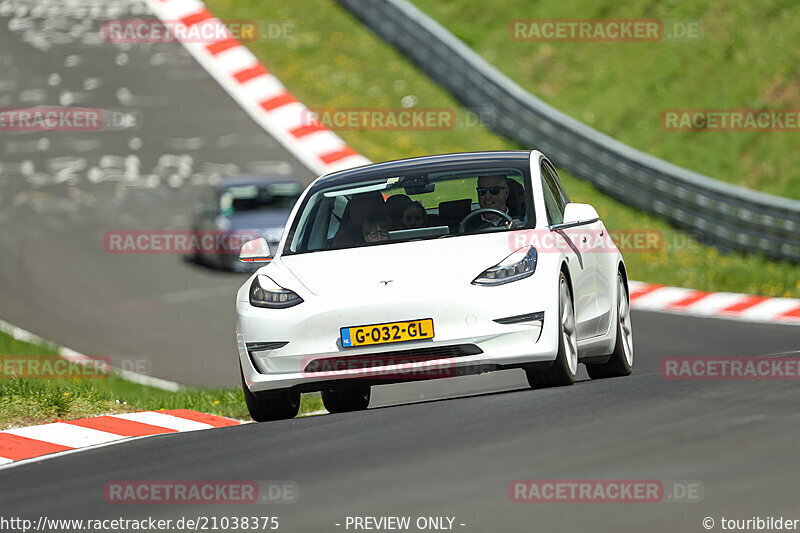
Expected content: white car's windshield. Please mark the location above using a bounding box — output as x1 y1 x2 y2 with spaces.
221 183 302 215
285 166 532 255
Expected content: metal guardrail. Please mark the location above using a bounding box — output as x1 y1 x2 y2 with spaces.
337 0 800 261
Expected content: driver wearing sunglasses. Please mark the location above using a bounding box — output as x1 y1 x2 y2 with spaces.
463 174 519 232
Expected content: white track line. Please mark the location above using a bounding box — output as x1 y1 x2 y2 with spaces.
0 318 183 391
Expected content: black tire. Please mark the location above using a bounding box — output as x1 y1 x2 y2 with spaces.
526 272 577 389
586 272 633 379
321 386 371 413
241 369 300 422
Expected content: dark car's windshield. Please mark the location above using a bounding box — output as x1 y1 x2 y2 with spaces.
221 183 302 215
285 166 533 255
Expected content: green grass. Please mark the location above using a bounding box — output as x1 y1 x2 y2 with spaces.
204 0 800 298
0 331 323 429
409 0 800 200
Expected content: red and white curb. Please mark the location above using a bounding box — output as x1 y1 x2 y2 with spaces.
0 410 240 467
144 0 371 176
629 281 800 325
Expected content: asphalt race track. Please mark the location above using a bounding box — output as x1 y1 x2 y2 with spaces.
0 0 313 386
1 1 799 532
1 311 799 531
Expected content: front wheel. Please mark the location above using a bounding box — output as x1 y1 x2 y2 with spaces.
241 368 300 422
321 386 371 413
586 272 633 379
526 272 577 388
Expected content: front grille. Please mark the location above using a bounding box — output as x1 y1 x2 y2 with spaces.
303 344 482 373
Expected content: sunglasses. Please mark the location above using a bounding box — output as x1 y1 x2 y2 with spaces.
476 186 507 196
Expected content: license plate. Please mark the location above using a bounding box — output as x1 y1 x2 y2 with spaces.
340 319 434 348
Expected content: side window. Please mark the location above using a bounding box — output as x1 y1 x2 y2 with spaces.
541 162 566 225
546 162 570 206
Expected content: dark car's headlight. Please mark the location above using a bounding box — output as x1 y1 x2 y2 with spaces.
472 247 537 286
249 275 303 308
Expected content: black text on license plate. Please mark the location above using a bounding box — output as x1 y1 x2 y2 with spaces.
340 319 434 348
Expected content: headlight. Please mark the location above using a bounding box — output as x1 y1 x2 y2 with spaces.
249 275 303 308
472 247 537 286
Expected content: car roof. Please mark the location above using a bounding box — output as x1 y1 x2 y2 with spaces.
313 151 532 188
218 175 303 188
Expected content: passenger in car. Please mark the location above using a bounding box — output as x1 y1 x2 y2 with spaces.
507 178 526 219
386 194 413 228
362 214 394 243
330 191 386 248
401 201 427 229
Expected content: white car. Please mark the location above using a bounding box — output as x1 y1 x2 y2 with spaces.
235 150 633 421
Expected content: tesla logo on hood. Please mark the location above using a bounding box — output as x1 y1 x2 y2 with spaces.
379 280 393 286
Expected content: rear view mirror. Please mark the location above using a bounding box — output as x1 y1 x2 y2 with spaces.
239 238 272 263
403 176 435 195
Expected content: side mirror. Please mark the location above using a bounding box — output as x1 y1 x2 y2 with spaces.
239 238 272 263
550 203 600 230
563 203 599 224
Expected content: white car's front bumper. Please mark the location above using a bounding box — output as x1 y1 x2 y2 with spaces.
237 268 561 393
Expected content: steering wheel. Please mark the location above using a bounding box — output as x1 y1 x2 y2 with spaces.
458 208 514 233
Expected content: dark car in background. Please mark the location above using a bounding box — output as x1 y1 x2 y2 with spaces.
192 176 303 271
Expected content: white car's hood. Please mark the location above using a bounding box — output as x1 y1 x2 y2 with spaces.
278 232 524 296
